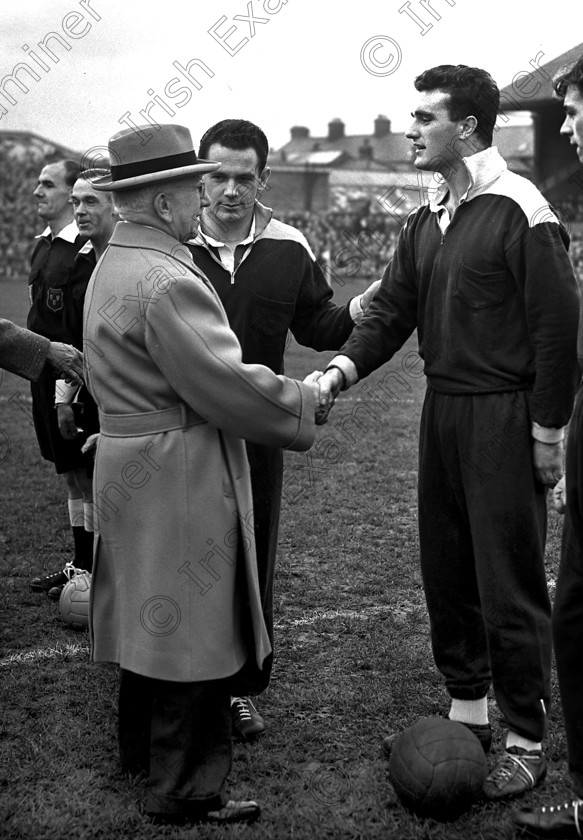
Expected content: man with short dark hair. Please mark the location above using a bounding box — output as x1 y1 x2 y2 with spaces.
190 118 380 739
317 64 580 800
513 56 583 838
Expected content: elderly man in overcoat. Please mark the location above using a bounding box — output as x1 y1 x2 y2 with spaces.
83 124 320 826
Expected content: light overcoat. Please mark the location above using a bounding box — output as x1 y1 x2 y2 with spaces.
83 221 315 682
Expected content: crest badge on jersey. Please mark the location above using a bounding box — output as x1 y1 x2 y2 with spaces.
47 287 64 312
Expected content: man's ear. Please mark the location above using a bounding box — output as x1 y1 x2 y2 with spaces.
258 166 271 193
460 115 478 139
153 191 172 222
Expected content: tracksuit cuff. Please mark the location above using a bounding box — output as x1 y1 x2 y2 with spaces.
531 423 565 444
327 355 359 389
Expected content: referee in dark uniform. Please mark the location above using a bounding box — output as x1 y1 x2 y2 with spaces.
27 159 96 595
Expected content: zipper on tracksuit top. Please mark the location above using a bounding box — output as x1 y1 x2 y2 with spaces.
200 241 254 284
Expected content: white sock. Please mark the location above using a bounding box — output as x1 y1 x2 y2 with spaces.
506 732 542 753
83 501 95 533
68 498 84 528
449 696 489 726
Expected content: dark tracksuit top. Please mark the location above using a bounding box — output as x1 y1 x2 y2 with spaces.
331 146 580 742
189 203 359 693
337 150 579 430
189 203 355 374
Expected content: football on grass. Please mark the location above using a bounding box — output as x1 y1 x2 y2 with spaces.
388 717 488 820
59 572 91 629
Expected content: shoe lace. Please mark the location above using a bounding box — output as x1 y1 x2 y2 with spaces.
491 753 520 783
490 752 539 787
62 561 87 581
232 698 252 721
541 800 583 835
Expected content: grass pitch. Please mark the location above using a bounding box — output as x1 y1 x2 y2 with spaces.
0 276 570 839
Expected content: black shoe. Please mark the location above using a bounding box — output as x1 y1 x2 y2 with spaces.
382 715 492 758
231 696 265 740
30 569 69 593
47 584 65 601
149 800 260 826
513 798 583 837
206 800 260 824
483 747 547 800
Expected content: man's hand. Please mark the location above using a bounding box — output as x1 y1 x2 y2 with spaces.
303 371 329 425
361 279 381 312
56 404 82 440
313 367 345 425
552 475 567 514
81 433 99 457
532 439 564 487
46 342 84 386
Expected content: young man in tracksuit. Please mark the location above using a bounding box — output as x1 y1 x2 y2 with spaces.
513 55 583 838
317 65 580 801
189 119 380 739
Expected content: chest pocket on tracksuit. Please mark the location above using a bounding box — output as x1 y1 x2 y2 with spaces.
250 294 295 347
454 261 506 310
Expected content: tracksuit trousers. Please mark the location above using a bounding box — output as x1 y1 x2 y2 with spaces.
555 388 583 797
418 388 552 743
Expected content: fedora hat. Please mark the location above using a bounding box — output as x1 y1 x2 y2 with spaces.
92 124 220 191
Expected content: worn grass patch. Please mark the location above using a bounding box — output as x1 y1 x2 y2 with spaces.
0 276 569 839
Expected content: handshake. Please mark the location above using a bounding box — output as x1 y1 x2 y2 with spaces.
303 367 346 426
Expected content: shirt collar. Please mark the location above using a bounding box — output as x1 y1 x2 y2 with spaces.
35 220 79 242
77 239 94 255
200 212 256 249
429 146 508 213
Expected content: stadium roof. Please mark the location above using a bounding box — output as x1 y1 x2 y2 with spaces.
500 42 583 110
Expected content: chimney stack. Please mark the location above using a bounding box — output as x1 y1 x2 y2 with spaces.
290 126 310 140
328 118 345 142
374 115 391 138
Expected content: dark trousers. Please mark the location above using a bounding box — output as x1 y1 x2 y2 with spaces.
418 389 551 742
229 442 282 696
118 669 232 819
554 388 583 797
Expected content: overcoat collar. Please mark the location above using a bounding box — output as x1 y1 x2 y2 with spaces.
109 220 197 276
